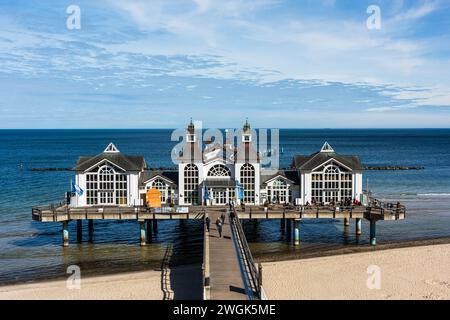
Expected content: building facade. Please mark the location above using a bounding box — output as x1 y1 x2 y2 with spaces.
72 143 146 207
70 122 363 208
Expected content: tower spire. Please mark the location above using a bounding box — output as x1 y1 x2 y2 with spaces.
187 118 195 133
243 118 251 132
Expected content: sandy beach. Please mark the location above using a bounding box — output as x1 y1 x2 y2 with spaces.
1 244 449 300
0 264 202 300
263 243 450 300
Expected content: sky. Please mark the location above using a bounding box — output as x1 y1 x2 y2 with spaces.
0 0 449 128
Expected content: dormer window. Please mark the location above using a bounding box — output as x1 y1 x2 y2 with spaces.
187 134 196 143
243 134 252 143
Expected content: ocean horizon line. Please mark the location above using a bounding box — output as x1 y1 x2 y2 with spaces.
1 127 450 131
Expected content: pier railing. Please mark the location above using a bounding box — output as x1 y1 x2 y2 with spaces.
230 208 266 300
32 200 67 212
366 197 407 218
202 210 210 300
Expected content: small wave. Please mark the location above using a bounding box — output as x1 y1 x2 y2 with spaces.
418 193 450 197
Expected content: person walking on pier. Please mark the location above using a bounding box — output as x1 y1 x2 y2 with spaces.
221 212 226 225
205 216 210 232
230 208 235 220
215 217 223 238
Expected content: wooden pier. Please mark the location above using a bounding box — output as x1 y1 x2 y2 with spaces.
32 200 405 248
32 200 405 300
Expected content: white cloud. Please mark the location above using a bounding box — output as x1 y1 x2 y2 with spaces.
389 0 440 22
1 0 450 127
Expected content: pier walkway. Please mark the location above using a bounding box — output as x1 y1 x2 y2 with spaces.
204 209 249 300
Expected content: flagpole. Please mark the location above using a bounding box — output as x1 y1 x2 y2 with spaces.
69 178 72 206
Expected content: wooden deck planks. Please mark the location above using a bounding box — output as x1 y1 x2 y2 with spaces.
207 210 248 300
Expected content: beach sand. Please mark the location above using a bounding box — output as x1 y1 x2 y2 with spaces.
1 244 449 300
262 243 450 300
0 264 202 300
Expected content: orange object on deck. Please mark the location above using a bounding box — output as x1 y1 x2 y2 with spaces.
146 188 161 208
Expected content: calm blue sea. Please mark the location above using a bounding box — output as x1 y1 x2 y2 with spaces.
1 129 450 285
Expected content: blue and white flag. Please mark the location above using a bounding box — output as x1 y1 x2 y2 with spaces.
72 181 84 196
235 180 244 201
203 184 209 201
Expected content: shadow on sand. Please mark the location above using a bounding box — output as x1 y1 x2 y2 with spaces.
160 244 203 300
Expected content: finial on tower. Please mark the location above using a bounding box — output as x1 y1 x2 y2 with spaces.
243 118 251 132
187 118 195 133
104 142 120 153
320 142 334 153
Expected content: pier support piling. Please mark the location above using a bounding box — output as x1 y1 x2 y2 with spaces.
280 218 285 229
153 219 158 233
76 220 82 242
370 220 377 246
286 218 292 239
88 219 94 242
293 219 300 246
356 218 362 236
146 219 152 241
62 221 69 247
344 217 350 227
140 221 146 246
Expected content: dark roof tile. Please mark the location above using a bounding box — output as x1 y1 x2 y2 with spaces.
140 171 179 186
292 152 363 171
73 152 146 172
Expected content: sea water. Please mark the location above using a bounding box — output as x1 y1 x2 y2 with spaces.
0 129 449 284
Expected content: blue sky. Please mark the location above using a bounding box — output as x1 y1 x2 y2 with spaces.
0 0 450 128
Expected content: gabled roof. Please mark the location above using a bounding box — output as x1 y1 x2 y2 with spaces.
140 171 179 186
292 143 363 171
261 170 300 185
73 144 146 172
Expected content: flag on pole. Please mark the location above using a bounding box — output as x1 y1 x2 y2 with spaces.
203 184 209 201
236 180 244 201
72 181 84 196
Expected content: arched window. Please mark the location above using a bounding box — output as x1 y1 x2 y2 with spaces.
207 164 231 177
324 165 339 190
311 162 352 204
240 163 255 204
86 165 128 205
267 178 289 204
150 178 171 203
184 164 199 205
99 166 114 190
